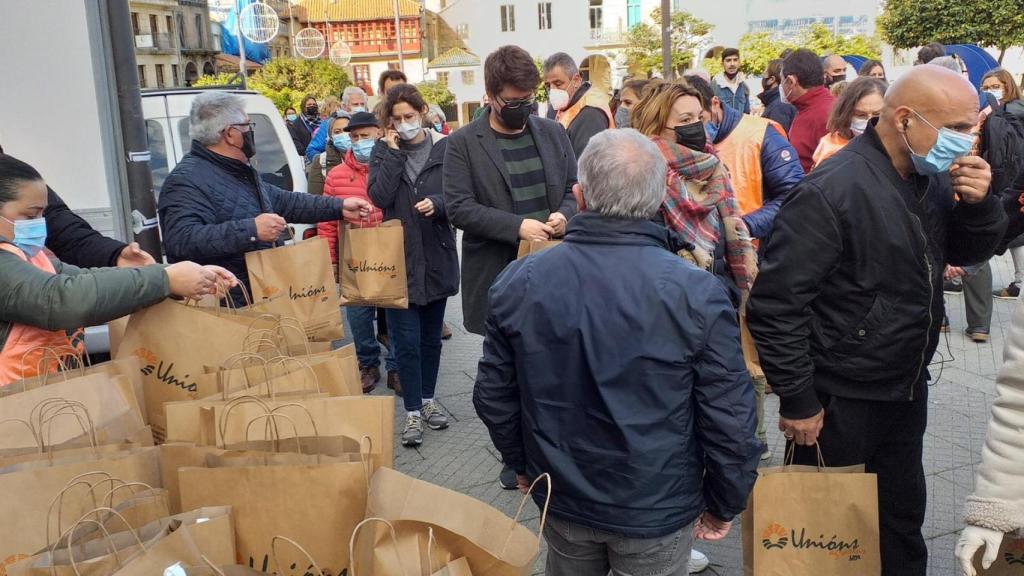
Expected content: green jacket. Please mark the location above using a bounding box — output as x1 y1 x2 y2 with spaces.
0 241 171 351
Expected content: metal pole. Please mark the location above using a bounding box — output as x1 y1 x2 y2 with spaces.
288 0 296 58
235 0 248 88
102 0 163 261
661 0 672 80
393 0 404 72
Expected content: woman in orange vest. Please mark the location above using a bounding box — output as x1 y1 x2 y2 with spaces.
812 77 887 169
0 154 236 385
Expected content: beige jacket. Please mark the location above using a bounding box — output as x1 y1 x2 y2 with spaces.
964 299 1024 532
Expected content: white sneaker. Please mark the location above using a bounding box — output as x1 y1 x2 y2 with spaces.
688 549 710 573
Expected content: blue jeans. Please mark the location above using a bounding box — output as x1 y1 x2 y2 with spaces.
544 515 694 576
346 306 396 371
386 299 447 412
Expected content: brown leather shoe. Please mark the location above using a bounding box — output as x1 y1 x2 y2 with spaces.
387 371 402 397
360 366 380 394
441 322 453 340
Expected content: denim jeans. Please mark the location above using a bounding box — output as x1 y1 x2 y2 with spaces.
544 515 694 576
386 299 447 412
346 306 396 371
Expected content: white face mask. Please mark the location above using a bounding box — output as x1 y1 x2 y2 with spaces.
850 117 869 136
548 88 571 111
395 118 421 141
985 88 1004 103
778 77 791 105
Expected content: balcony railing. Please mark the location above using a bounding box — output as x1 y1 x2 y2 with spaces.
135 32 177 53
587 28 627 46
179 33 213 52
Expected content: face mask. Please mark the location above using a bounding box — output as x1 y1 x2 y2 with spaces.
1 216 47 259
548 88 571 111
395 119 421 141
850 117 869 136
286 114 297 122
674 121 708 152
614 106 630 129
499 102 531 130
705 120 721 144
433 122 444 133
985 88 1004 103
352 138 376 163
779 78 791 105
350 106 367 114
332 132 351 152
304 106 318 119
903 109 975 175
826 74 846 87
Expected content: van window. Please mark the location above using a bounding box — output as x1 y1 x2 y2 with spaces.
145 120 169 195
176 113 293 190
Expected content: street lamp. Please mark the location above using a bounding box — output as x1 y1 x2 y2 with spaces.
393 0 404 73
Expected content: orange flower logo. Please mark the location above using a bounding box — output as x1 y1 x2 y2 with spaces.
762 523 789 550
130 348 158 365
261 286 281 298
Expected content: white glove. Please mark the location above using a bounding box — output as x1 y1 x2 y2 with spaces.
956 525 1004 576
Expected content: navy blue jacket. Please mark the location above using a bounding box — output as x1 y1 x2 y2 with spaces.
158 141 343 299
367 132 459 306
714 103 805 239
758 87 797 136
474 213 762 538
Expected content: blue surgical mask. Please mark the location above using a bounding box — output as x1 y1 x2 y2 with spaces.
286 114 298 122
332 132 351 152
433 122 443 133
1 215 48 259
350 106 367 114
352 138 377 163
903 109 975 175
705 121 721 143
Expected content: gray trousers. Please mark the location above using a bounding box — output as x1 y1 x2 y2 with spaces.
963 261 994 332
544 515 695 576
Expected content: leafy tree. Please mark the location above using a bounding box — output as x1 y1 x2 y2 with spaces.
415 80 455 108
193 72 242 87
878 0 1024 64
623 8 714 77
248 57 351 112
717 24 881 76
534 57 548 103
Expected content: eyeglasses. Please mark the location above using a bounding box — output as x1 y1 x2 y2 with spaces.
495 94 535 110
226 122 256 133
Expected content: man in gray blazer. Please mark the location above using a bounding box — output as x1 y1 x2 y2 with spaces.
444 45 578 337
444 44 578 491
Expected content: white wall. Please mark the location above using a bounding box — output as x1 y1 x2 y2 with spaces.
0 0 119 212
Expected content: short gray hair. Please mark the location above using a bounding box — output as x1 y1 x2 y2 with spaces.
427 103 446 123
928 56 963 74
342 86 368 105
544 52 579 77
577 129 666 220
189 91 246 146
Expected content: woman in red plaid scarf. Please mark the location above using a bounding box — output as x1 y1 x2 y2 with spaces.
630 81 758 304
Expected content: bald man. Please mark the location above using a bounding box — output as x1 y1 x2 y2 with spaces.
748 65 1007 575
823 54 848 87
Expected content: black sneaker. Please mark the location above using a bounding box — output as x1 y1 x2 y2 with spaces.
498 464 518 490
993 282 1021 300
943 280 964 294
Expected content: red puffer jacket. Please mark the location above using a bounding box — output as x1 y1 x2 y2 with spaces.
318 150 384 263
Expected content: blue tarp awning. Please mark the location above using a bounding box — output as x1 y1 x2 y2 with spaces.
220 0 272 65
942 44 999 89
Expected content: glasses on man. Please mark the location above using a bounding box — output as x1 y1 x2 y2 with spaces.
495 95 535 110
227 121 256 133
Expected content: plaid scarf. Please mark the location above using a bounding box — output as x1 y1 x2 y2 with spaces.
652 137 757 296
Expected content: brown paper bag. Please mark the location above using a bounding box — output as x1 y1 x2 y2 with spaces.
516 239 561 259
365 468 549 576
974 533 1024 575
114 300 267 439
434 557 473 576
245 236 343 342
0 447 161 563
741 459 881 576
739 312 765 379
108 507 236 576
339 220 408 309
179 457 368 574
351 518 476 576
158 444 222 515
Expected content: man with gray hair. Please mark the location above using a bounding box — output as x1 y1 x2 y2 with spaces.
474 129 762 575
305 86 368 161
543 52 613 157
159 91 370 305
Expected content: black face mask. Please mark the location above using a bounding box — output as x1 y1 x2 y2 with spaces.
498 103 531 131
304 106 319 119
239 129 256 159
674 121 707 152
826 74 846 87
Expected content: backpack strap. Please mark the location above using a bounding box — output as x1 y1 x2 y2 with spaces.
320 152 328 178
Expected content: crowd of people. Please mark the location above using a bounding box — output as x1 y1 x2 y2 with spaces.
1 39 1024 576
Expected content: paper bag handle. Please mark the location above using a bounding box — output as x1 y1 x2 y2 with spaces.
503 473 552 554
19 345 83 382
243 329 284 358
217 395 274 448
60 507 145 576
272 535 326 576
270 316 312 357
266 356 321 397
219 352 271 400
243 413 305 458
347 517 410 576
100 482 164 509
39 403 97 454
57 519 119 576
0 417 41 452
783 442 827 470
198 555 227 576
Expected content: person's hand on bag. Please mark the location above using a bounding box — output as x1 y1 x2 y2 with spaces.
385 129 400 150
780 408 825 446
950 156 992 204
343 197 372 221
116 242 156 268
546 212 568 238
415 198 436 217
519 218 554 242
255 213 287 242
693 512 732 541
166 261 219 299
956 525 1004 576
945 265 966 281
205 265 238 298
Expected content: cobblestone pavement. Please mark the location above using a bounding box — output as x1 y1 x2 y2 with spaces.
349 250 1021 576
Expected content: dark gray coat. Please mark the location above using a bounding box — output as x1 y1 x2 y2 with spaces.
443 113 578 334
